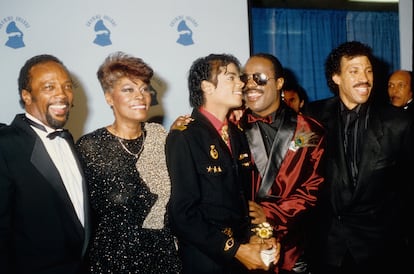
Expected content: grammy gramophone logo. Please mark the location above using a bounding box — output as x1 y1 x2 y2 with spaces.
169 15 198 46
0 16 30 49
86 15 117 47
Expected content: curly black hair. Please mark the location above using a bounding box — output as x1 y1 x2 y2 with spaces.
188 53 241 108
325 41 373 95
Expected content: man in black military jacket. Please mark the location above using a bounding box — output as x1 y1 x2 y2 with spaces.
166 53 280 274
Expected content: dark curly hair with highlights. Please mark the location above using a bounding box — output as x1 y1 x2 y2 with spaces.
188 53 241 108
97 51 153 94
325 41 373 95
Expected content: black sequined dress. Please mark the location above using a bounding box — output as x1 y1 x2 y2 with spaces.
76 123 181 274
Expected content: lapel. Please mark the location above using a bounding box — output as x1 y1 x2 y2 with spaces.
316 99 345 172
246 107 297 199
328 101 353 185
15 114 86 240
314 99 354 208
227 121 241 157
353 108 382 193
245 123 267 176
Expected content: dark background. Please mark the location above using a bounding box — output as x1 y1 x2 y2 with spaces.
250 0 398 11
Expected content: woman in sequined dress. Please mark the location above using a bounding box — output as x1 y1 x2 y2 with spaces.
75 51 181 273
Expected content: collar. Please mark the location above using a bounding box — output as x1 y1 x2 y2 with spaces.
199 107 228 131
25 112 55 133
340 102 362 114
404 98 413 110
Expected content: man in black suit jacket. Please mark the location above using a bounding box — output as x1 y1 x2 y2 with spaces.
306 41 412 274
0 54 90 274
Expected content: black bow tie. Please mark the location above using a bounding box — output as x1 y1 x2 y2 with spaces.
25 117 72 141
47 129 73 140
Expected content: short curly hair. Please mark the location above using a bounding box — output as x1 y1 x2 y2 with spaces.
325 41 373 95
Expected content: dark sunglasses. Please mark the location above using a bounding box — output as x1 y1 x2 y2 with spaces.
240 73 275 86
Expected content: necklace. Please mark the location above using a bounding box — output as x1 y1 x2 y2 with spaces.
110 124 145 159
117 134 145 159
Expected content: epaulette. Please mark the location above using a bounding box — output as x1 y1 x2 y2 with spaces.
175 125 188 131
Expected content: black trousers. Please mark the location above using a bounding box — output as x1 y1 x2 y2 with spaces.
311 249 409 274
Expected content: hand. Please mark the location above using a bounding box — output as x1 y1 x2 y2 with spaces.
235 242 270 271
265 237 281 266
170 114 193 130
249 200 267 224
272 239 281 265
249 236 281 267
229 109 244 123
229 103 246 124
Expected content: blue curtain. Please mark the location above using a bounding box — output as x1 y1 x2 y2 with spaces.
251 8 400 101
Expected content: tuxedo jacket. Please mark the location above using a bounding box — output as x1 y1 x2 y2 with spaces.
0 114 90 274
240 104 325 271
166 108 253 274
306 97 412 268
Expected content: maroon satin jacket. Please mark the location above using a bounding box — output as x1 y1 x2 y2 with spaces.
243 105 325 272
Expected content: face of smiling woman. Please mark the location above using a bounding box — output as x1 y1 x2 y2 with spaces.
22 61 74 129
105 76 152 124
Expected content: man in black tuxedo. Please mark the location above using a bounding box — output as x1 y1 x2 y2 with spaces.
0 54 90 274
306 41 412 274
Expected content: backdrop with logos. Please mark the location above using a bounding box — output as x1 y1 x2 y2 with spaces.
0 0 250 139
